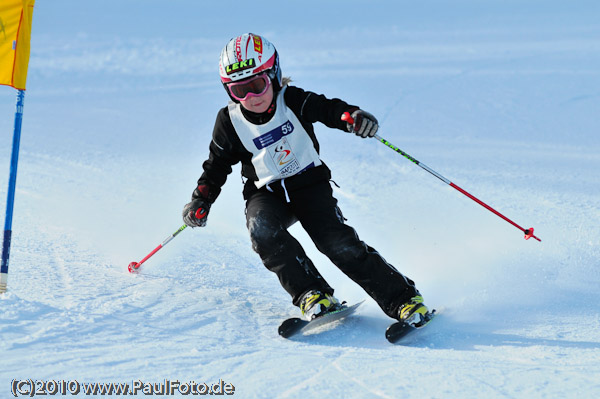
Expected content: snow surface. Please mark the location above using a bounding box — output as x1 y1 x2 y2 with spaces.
1 0 599 398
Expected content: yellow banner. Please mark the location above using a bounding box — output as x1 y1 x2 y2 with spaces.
0 0 35 90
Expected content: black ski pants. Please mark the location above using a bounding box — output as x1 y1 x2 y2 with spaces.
245 179 419 319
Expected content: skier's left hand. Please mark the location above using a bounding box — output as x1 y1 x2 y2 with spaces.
344 109 378 138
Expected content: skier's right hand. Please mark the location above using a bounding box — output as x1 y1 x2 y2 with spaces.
183 184 217 227
183 198 210 227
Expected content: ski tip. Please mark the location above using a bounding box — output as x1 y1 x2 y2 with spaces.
385 309 437 344
278 317 305 338
278 300 365 339
385 321 414 343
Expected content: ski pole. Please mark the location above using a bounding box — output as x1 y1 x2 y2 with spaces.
342 112 541 242
128 224 188 273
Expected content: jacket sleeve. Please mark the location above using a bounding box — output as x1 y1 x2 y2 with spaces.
284 85 358 131
195 107 241 202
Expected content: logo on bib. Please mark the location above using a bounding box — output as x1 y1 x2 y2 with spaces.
269 138 300 177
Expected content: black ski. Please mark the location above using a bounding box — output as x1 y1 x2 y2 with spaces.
385 309 436 344
278 301 364 338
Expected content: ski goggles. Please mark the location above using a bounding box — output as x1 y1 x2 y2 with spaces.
226 73 271 101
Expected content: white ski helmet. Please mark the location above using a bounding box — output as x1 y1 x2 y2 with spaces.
219 33 282 98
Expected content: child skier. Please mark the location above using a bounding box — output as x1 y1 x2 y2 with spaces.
183 33 429 325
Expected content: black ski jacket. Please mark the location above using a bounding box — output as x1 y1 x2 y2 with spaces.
196 85 356 202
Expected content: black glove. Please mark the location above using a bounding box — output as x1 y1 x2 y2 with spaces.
182 184 213 227
183 199 210 227
344 109 379 138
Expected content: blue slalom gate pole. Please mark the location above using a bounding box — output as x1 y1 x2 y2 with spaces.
1 90 25 293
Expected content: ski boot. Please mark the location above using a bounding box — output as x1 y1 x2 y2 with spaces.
299 290 342 321
397 295 430 327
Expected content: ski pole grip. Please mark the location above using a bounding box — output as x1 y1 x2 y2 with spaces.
195 208 207 219
341 112 355 124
